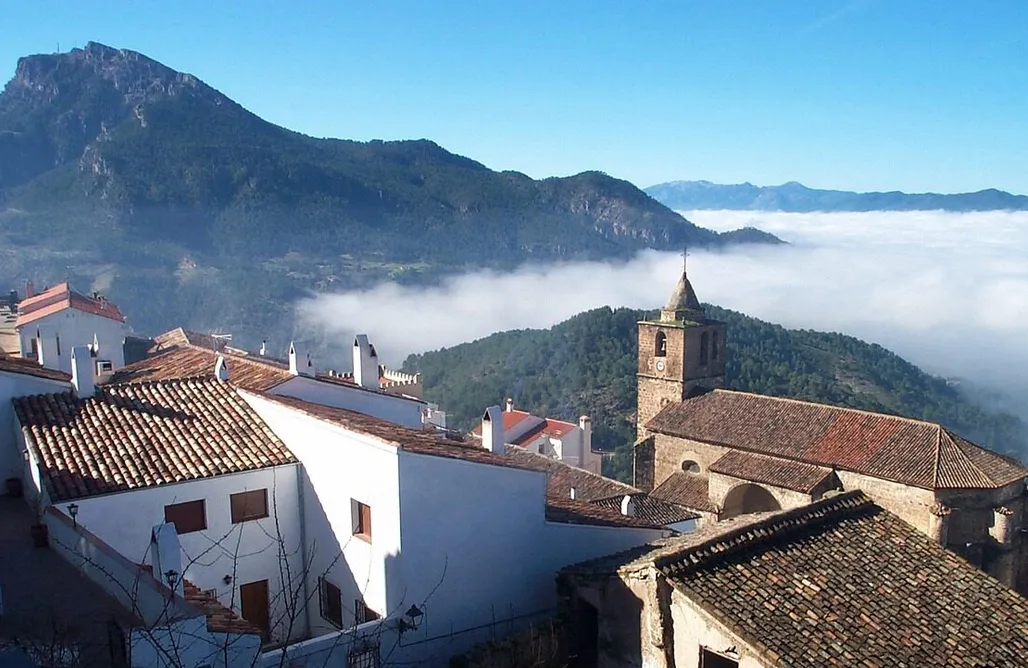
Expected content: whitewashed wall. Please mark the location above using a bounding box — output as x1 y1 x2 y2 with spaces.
18 309 128 373
68 465 305 643
271 375 425 429
0 369 69 482
241 391 402 636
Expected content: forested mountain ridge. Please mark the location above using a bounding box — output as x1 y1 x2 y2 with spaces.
0 42 777 348
402 306 1027 482
646 180 1028 212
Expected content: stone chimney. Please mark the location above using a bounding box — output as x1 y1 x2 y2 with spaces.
289 341 315 377
353 335 379 388
579 416 592 466
620 495 636 517
259 340 267 357
150 523 184 596
214 355 229 382
569 487 577 501
481 405 505 455
24 280 34 299
71 346 94 397
505 397 514 412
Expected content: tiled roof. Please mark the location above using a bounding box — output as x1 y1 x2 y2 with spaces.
709 450 835 493
511 418 579 446
590 495 699 526
504 447 637 502
659 492 1028 667
544 495 664 530
469 410 535 436
112 344 292 391
182 580 262 636
15 283 127 326
650 472 716 512
13 378 297 501
648 389 1028 490
0 355 71 382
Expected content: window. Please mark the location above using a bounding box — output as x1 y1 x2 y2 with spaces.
28 337 38 360
348 642 380 668
711 331 720 361
96 360 114 375
355 598 380 625
700 648 739 668
655 331 667 357
319 578 343 628
55 335 61 357
352 500 372 542
699 331 709 365
230 489 269 523
681 460 701 474
164 499 206 534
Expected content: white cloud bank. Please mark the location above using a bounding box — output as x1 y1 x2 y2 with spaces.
297 209 1028 404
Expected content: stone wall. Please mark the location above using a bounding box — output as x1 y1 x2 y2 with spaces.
834 470 935 531
651 434 729 492
708 472 813 513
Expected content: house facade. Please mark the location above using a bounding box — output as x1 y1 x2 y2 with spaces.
633 267 1028 592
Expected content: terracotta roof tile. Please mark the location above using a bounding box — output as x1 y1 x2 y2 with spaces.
470 410 535 436
112 345 292 391
0 356 71 382
650 472 716 512
16 283 126 326
648 389 1027 490
589 495 699 526
659 492 1028 667
13 378 297 501
544 495 664 530
503 447 636 502
709 450 834 493
182 579 262 636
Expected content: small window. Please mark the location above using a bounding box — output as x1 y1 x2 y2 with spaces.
700 648 739 668
355 598 380 625
56 335 61 357
348 642 381 668
96 360 114 375
699 331 709 365
230 489 269 523
352 500 372 542
28 337 39 360
682 460 701 474
319 578 343 628
711 331 720 361
655 331 667 357
164 499 207 534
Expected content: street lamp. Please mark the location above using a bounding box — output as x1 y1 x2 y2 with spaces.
67 503 78 527
399 604 424 633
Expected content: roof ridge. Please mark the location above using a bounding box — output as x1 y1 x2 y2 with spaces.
658 491 875 576
713 389 942 430
932 426 943 488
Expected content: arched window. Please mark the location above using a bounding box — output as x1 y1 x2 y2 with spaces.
699 332 709 365
711 331 720 361
655 331 667 357
681 460 700 475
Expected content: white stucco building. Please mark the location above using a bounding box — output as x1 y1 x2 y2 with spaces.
470 399 604 475
15 282 130 375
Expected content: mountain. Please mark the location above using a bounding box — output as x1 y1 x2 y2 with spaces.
401 306 1028 482
0 42 779 348
645 180 1028 212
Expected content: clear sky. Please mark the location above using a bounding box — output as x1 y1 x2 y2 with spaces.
3 1 1026 193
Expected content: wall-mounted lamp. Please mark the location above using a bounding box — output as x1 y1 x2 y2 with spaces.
399 604 424 633
223 574 233 586
67 503 79 527
166 569 179 589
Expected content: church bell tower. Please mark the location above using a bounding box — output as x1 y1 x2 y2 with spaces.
636 255 726 439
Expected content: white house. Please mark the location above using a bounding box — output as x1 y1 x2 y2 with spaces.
15 282 130 375
470 399 604 474
0 355 70 487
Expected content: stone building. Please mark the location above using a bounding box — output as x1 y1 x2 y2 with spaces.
633 267 1028 591
559 491 1028 668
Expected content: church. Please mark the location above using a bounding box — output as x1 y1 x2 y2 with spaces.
632 265 1028 592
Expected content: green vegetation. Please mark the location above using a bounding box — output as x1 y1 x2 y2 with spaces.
403 306 1028 482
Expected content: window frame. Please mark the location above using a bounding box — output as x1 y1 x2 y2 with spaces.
700 647 740 668
230 489 269 524
163 499 207 535
352 500 372 542
319 577 344 629
355 598 380 625
655 330 667 357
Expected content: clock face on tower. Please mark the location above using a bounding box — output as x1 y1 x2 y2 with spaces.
655 359 666 372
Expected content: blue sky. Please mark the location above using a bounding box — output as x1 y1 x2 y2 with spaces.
3 1 1026 193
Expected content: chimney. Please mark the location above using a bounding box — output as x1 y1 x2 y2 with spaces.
289 341 315 377
71 346 95 397
569 487 577 501
579 415 593 469
150 523 184 596
505 397 514 412
352 335 379 388
25 280 34 299
259 340 267 357
214 354 229 382
620 495 636 517
481 405 505 455
36 328 60 370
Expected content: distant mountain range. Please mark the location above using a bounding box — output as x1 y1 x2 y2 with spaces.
0 42 778 349
645 180 1028 213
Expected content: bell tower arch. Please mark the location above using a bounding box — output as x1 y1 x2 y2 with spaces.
636 256 726 439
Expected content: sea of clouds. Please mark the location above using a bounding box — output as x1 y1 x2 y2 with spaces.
297 209 1028 408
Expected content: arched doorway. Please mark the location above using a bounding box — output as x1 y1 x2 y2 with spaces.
721 484 781 519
